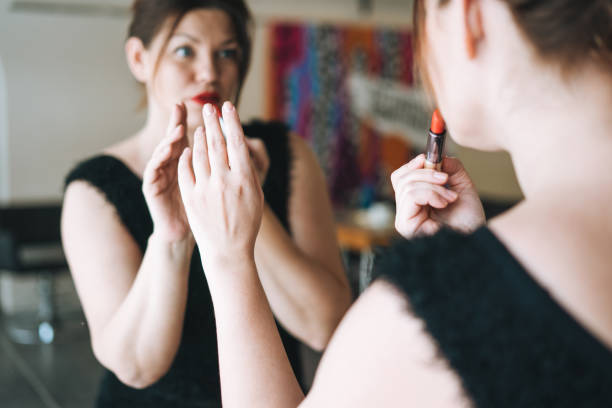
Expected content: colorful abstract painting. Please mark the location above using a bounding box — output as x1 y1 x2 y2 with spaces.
268 22 430 207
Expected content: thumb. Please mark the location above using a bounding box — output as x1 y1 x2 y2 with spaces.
245 138 269 173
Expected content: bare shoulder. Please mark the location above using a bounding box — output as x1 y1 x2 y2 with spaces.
102 135 143 177
62 179 141 266
300 280 471 408
488 202 612 348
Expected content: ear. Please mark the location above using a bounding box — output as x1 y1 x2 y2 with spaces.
463 0 485 59
125 37 149 83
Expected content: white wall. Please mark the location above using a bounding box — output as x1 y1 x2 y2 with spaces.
0 0 521 203
0 55 9 203
0 2 144 203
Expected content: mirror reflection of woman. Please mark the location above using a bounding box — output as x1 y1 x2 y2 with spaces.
180 0 612 406
61 1 351 406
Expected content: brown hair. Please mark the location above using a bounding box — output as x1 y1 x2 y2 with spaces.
128 0 253 100
413 0 612 80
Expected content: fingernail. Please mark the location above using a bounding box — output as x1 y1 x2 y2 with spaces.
434 172 447 180
204 103 215 116
223 101 235 112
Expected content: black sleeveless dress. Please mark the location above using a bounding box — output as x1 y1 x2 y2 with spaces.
65 121 301 407
375 227 612 407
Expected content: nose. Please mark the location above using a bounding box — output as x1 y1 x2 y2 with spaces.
195 53 219 84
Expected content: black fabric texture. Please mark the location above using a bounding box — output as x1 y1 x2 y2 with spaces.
64 121 300 407
374 227 612 407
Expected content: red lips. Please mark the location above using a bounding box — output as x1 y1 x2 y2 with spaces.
191 92 220 107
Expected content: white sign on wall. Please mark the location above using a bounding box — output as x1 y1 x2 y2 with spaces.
348 72 432 148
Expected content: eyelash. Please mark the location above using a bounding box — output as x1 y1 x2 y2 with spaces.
173 45 240 61
218 48 239 60
174 46 194 58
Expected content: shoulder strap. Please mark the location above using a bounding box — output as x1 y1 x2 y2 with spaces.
64 155 152 252
375 227 612 407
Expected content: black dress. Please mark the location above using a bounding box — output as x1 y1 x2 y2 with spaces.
375 227 612 407
64 121 301 408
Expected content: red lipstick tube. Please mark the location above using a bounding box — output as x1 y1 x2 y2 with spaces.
424 109 446 171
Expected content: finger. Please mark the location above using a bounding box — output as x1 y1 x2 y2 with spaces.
396 206 429 235
245 138 270 173
440 156 465 175
153 124 184 163
166 104 182 135
176 103 189 147
396 180 458 202
397 186 454 219
203 103 229 173
390 154 426 184
192 126 210 180
162 125 187 162
177 147 195 197
441 157 475 188
221 101 251 175
178 102 187 128
144 142 173 184
391 168 448 190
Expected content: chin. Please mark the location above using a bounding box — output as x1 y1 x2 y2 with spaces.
451 133 503 152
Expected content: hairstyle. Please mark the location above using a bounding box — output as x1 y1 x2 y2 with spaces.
413 0 612 79
128 0 253 99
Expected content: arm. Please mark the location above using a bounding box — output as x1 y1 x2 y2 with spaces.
253 134 351 350
61 183 193 388
178 102 304 406
61 104 194 388
207 256 304 407
300 280 470 407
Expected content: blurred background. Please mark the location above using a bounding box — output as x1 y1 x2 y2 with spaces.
0 0 522 407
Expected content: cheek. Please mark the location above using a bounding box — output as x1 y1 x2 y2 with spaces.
155 63 190 96
219 63 241 100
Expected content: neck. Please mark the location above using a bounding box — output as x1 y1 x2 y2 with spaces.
133 102 185 171
497 67 612 202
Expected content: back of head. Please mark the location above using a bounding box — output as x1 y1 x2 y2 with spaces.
504 0 612 76
413 0 612 78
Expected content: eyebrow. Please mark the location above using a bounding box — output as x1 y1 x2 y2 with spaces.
172 33 239 46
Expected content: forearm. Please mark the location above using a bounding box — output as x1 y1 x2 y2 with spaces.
205 256 304 408
94 233 194 387
254 206 351 349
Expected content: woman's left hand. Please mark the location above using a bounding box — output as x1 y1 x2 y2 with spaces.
245 138 269 186
177 102 264 265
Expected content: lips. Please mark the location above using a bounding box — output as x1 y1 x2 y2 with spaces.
191 92 221 107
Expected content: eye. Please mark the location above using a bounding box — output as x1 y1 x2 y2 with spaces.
174 45 194 58
218 48 239 60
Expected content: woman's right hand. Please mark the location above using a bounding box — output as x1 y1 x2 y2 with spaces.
178 102 264 266
391 154 485 238
142 103 193 243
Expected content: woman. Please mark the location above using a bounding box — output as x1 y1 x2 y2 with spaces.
178 0 612 406
61 0 351 406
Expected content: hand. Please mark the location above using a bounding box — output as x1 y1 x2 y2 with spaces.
177 102 264 265
391 154 485 238
142 103 193 242
245 138 270 186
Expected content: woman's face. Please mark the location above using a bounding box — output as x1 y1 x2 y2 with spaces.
146 8 242 130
